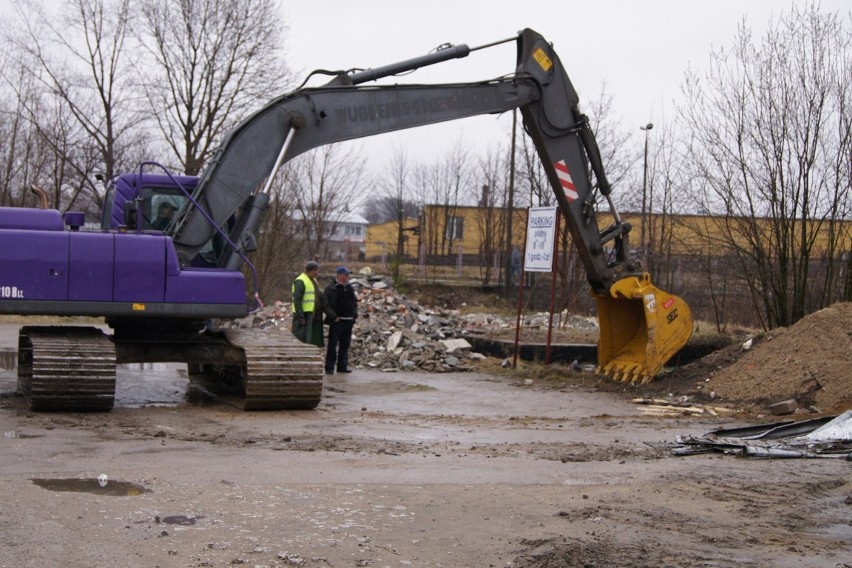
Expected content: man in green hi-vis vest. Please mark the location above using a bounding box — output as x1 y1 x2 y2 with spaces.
291 261 324 346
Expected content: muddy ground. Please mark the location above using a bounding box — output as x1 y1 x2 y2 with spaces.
0 322 850 568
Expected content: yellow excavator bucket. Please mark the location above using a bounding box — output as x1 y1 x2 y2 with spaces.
595 273 693 384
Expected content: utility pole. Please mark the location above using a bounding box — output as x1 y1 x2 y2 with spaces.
640 122 653 266
504 109 517 294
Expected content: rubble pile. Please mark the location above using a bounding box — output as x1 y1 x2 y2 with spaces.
223 276 602 373
352 286 487 372
346 280 598 370
223 279 492 372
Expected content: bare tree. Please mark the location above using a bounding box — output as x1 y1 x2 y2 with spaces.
475 143 510 286
584 84 637 208
287 144 366 261
139 0 292 175
426 139 473 259
644 121 685 286
251 177 304 300
681 4 852 328
362 196 419 224
517 134 552 208
4 0 144 210
378 147 415 281
0 63 47 207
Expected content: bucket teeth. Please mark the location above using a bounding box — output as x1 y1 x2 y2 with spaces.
599 362 652 385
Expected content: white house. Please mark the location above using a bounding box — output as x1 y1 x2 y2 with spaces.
327 211 368 261
290 210 369 261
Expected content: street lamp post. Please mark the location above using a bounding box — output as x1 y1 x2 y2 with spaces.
640 122 654 266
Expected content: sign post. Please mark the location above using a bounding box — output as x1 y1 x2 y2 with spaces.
513 206 559 367
545 213 561 364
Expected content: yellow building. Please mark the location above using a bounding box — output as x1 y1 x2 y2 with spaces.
617 212 852 258
365 205 851 263
417 205 528 258
365 218 419 259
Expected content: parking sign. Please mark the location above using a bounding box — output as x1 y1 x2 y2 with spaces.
524 206 558 272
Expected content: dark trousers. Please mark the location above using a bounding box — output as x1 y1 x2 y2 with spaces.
325 320 354 372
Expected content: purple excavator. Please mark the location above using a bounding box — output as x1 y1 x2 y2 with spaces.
0 29 693 412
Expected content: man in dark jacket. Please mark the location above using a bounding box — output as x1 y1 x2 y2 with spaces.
322 266 358 373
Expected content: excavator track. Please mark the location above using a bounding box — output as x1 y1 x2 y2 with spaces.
17 326 116 412
193 329 324 411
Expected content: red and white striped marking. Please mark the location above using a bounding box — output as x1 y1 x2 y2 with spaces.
554 160 578 201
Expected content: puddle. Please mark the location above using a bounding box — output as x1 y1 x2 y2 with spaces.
819 523 852 543
405 383 437 392
0 361 203 409
116 364 190 408
0 349 15 370
4 431 43 439
120 362 181 371
30 478 151 496
160 514 203 525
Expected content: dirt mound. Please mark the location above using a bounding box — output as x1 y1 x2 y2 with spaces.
686 302 852 414
513 536 720 568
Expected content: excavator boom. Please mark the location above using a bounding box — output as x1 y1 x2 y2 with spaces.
164 28 692 382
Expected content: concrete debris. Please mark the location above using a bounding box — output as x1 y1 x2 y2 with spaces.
350 286 481 372
222 277 603 372
386 331 403 351
224 279 526 372
226 301 292 331
440 338 472 353
769 399 798 416
671 410 852 458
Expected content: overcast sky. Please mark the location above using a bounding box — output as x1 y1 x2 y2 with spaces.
281 0 849 178
3 0 847 183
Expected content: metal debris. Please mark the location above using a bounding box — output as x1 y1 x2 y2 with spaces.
671 410 852 458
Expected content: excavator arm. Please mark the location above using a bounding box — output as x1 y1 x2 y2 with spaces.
170 80 536 255
170 28 692 382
